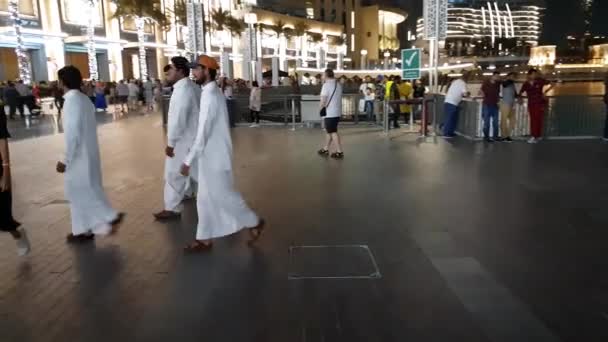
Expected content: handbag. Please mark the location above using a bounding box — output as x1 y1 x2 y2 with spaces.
320 82 338 117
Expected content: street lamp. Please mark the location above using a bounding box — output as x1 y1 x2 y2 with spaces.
360 49 368 69
244 13 258 82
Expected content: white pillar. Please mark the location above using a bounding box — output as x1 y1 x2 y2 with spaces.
337 52 343 70
301 34 308 67
39 0 64 81
271 56 279 86
279 33 287 71
221 49 231 78
256 60 263 86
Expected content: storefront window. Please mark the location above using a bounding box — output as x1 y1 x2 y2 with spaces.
0 0 37 17
61 0 103 27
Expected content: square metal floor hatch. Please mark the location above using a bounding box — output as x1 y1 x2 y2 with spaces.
288 245 381 280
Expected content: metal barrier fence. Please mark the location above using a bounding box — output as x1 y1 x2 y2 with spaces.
162 93 606 139
231 93 388 125
433 94 607 139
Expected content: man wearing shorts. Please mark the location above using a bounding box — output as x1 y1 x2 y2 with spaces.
317 68 344 159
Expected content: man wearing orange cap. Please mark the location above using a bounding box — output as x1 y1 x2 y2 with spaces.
180 55 265 253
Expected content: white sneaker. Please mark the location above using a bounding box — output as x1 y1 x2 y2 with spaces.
16 228 31 256
250 124 259 128
601 137 608 142
527 137 537 144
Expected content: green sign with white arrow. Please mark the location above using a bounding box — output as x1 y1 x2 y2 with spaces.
401 48 421 80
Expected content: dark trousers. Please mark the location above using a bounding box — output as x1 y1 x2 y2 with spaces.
13 98 24 117
443 103 460 137
226 99 236 127
54 98 64 114
390 106 401 128
250 110 260 124
482 104 499 139
528 103 545 138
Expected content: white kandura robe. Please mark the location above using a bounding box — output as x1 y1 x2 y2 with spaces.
164 78 200 212
62 90 118 235
184 82 259 240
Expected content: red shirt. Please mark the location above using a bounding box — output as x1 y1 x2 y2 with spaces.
520 78 549 106
481 80 500 106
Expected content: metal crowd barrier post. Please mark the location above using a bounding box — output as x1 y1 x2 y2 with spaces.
383 101 389 133
283 97 289 125
290 97 296 131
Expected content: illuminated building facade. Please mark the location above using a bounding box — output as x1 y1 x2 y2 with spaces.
415 0 544 57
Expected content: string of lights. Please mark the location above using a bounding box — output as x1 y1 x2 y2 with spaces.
86 0 99 81
8 0 31 85
135 17 148 80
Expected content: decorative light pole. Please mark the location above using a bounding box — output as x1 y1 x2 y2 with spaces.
244 12 257 82
383 51 390 70
86 0 99 80
360 49 368 69
423 0 448 92
9 0 31 84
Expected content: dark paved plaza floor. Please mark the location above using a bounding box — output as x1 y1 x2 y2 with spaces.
1 113 608 342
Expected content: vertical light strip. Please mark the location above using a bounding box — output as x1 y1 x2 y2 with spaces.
351 11 354 29
487 2 495 45
503 16 509 38
482 7 486 27
350 34 354 52
494 2 502 38
506 4 515 38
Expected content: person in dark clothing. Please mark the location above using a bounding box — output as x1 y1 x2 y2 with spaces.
603 75 608 141
388 76 402 129
0 113 30 256
3 82 21 119
52 82 65 120
479 71 502 142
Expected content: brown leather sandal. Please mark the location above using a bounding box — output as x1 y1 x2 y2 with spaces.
247 219 266 246
66 233 95 243
184 241 213 253
107 212 125 235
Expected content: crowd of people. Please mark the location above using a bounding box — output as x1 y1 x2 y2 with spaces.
0 78 168 122
442 68 557 144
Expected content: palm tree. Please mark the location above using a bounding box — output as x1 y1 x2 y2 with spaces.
112 0 169 80
270 19 286 54
211 9 230 32
8 0 31 84
333 35 346 69
172 0 186 27
226 16 246 38
170 0 189 57
309 32 323 45
211 8 231 54
309 32 323 68
84 0 99 80
293 21 310 65
270 19 286 37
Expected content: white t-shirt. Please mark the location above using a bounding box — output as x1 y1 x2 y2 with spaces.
445 79 468 106
359 82 375 94
320 79 343 118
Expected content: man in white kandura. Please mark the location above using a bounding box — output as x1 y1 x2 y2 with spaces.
56 66 125 243
154 56 200 221
180 55 265 253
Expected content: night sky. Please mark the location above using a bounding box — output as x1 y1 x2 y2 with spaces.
388 0 608 47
